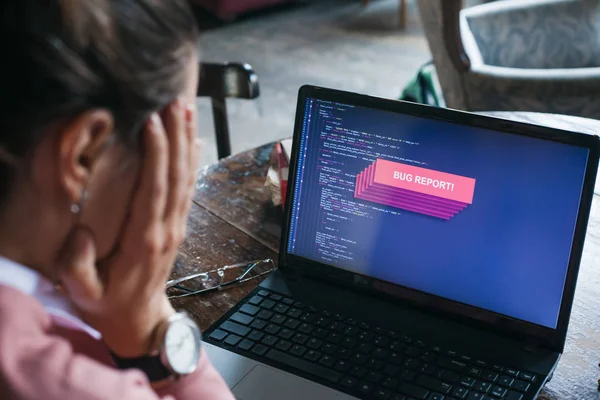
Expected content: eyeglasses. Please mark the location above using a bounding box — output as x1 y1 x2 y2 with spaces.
166 259 276 299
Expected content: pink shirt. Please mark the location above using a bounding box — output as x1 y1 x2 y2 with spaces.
0 257 234 400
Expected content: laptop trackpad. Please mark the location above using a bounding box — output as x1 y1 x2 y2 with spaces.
232 365 356 400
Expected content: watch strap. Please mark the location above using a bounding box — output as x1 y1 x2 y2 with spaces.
110 352 173 382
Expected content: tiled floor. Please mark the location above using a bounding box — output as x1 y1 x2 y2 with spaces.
193 0 431 167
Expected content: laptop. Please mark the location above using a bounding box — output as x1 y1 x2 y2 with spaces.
203 85 599 400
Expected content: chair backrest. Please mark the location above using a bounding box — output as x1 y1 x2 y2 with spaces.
197 62 260 159
416 0 470 110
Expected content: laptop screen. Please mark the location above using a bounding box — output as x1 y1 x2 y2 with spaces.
286 98 589 330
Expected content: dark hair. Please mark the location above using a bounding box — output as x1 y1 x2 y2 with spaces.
0 0 199 198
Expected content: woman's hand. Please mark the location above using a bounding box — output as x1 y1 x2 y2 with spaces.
57 99 201 357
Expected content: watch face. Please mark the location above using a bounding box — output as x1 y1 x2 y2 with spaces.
164 318 201 374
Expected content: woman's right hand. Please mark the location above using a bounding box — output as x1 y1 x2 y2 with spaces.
57 99 201 357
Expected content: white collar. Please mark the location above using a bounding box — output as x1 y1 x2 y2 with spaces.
0 256 101 340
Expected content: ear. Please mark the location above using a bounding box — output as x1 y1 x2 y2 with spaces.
58 110 114 202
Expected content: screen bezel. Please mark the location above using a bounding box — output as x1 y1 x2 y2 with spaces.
278 85 599 352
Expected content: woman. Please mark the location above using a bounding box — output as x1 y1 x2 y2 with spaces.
0 1 234 399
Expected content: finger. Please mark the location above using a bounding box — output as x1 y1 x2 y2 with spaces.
163 99 187 224
57 227 103 311
128 114 169 233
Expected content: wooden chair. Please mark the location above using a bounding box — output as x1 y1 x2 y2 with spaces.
361 0 408 29
197 62 260 159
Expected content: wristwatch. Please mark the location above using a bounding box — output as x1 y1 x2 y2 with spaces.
111 313 203 382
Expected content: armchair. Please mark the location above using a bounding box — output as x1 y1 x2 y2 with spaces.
417 0 600 119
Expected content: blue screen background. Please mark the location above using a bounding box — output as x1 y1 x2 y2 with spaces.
288 99 589 329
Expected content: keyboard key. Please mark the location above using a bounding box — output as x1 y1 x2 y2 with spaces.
257 310 273 320
352 352 369 365
421 352 437 363
359 322 371 330
415 340 426 348
342 337 357 348
491 364 503 372
319 354 335 368
261 335 278 347
383 377 400 390
343 326 359 337
397 382 429 399
367 358 384 371
290 345 307 357
373 388 391 399
220 321 250 337
329 322 345 333
512 380 530 392
390 394 407 400
358 331 374 342
421 364 437 375
475 360 487 368
438 357 467 372
248 330 264 341
384 364 400 376
404 358 422 370
358 343 373 354
374 347 389 359
416 375 452 394
300 313 316 323
400 335 412 343
468 367 482 377
481 371 499 382
248 296 263 305
270 294 282 301
390 341 406 352
517 372 535 382
459 376 476 388
322 343 337 354
505 369 518 377
315 317 331 328
337 348 352 360
375 336 390 347
467 393 486 400
498 376 514 387
265 349 341 383
432 346 442 353
275 340 292 352
351 366 368 378
292 333 309 345
345 318 358 326
224 334 241 346
265 324 280 335
230 312 253 326
505 391 523 400
261 299 276 309
208 329 228 341
388 352 404 364
304 350 321 362
460 355 472 362
278 328 294 340
439 370 460 383
358 382 374 394
298 323 314 334
257 290 269 297
282 297 294 305
240 304 260 316
399 369 416 381
284 319 300 330
287 308 303 319
341 376 358 388
428 394 445 400
474 380 491 393
250 319 267 330
294 301 305 309
307 338 323 350
405 346 421 358
271 314 287 325
367 371 383 384
452 386 469 399
274 304 289 314
237 339 255 351
334 360 351 373
314 328 329 339
327 332 342 344
490 385 507 398
252 344 268 356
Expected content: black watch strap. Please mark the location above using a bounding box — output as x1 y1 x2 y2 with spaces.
110 353 173 382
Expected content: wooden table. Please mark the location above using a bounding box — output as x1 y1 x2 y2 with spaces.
172 112 600 400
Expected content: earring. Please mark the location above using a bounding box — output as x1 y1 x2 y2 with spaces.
70 190 88 215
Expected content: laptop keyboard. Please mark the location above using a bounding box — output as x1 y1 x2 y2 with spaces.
205 288 539 400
